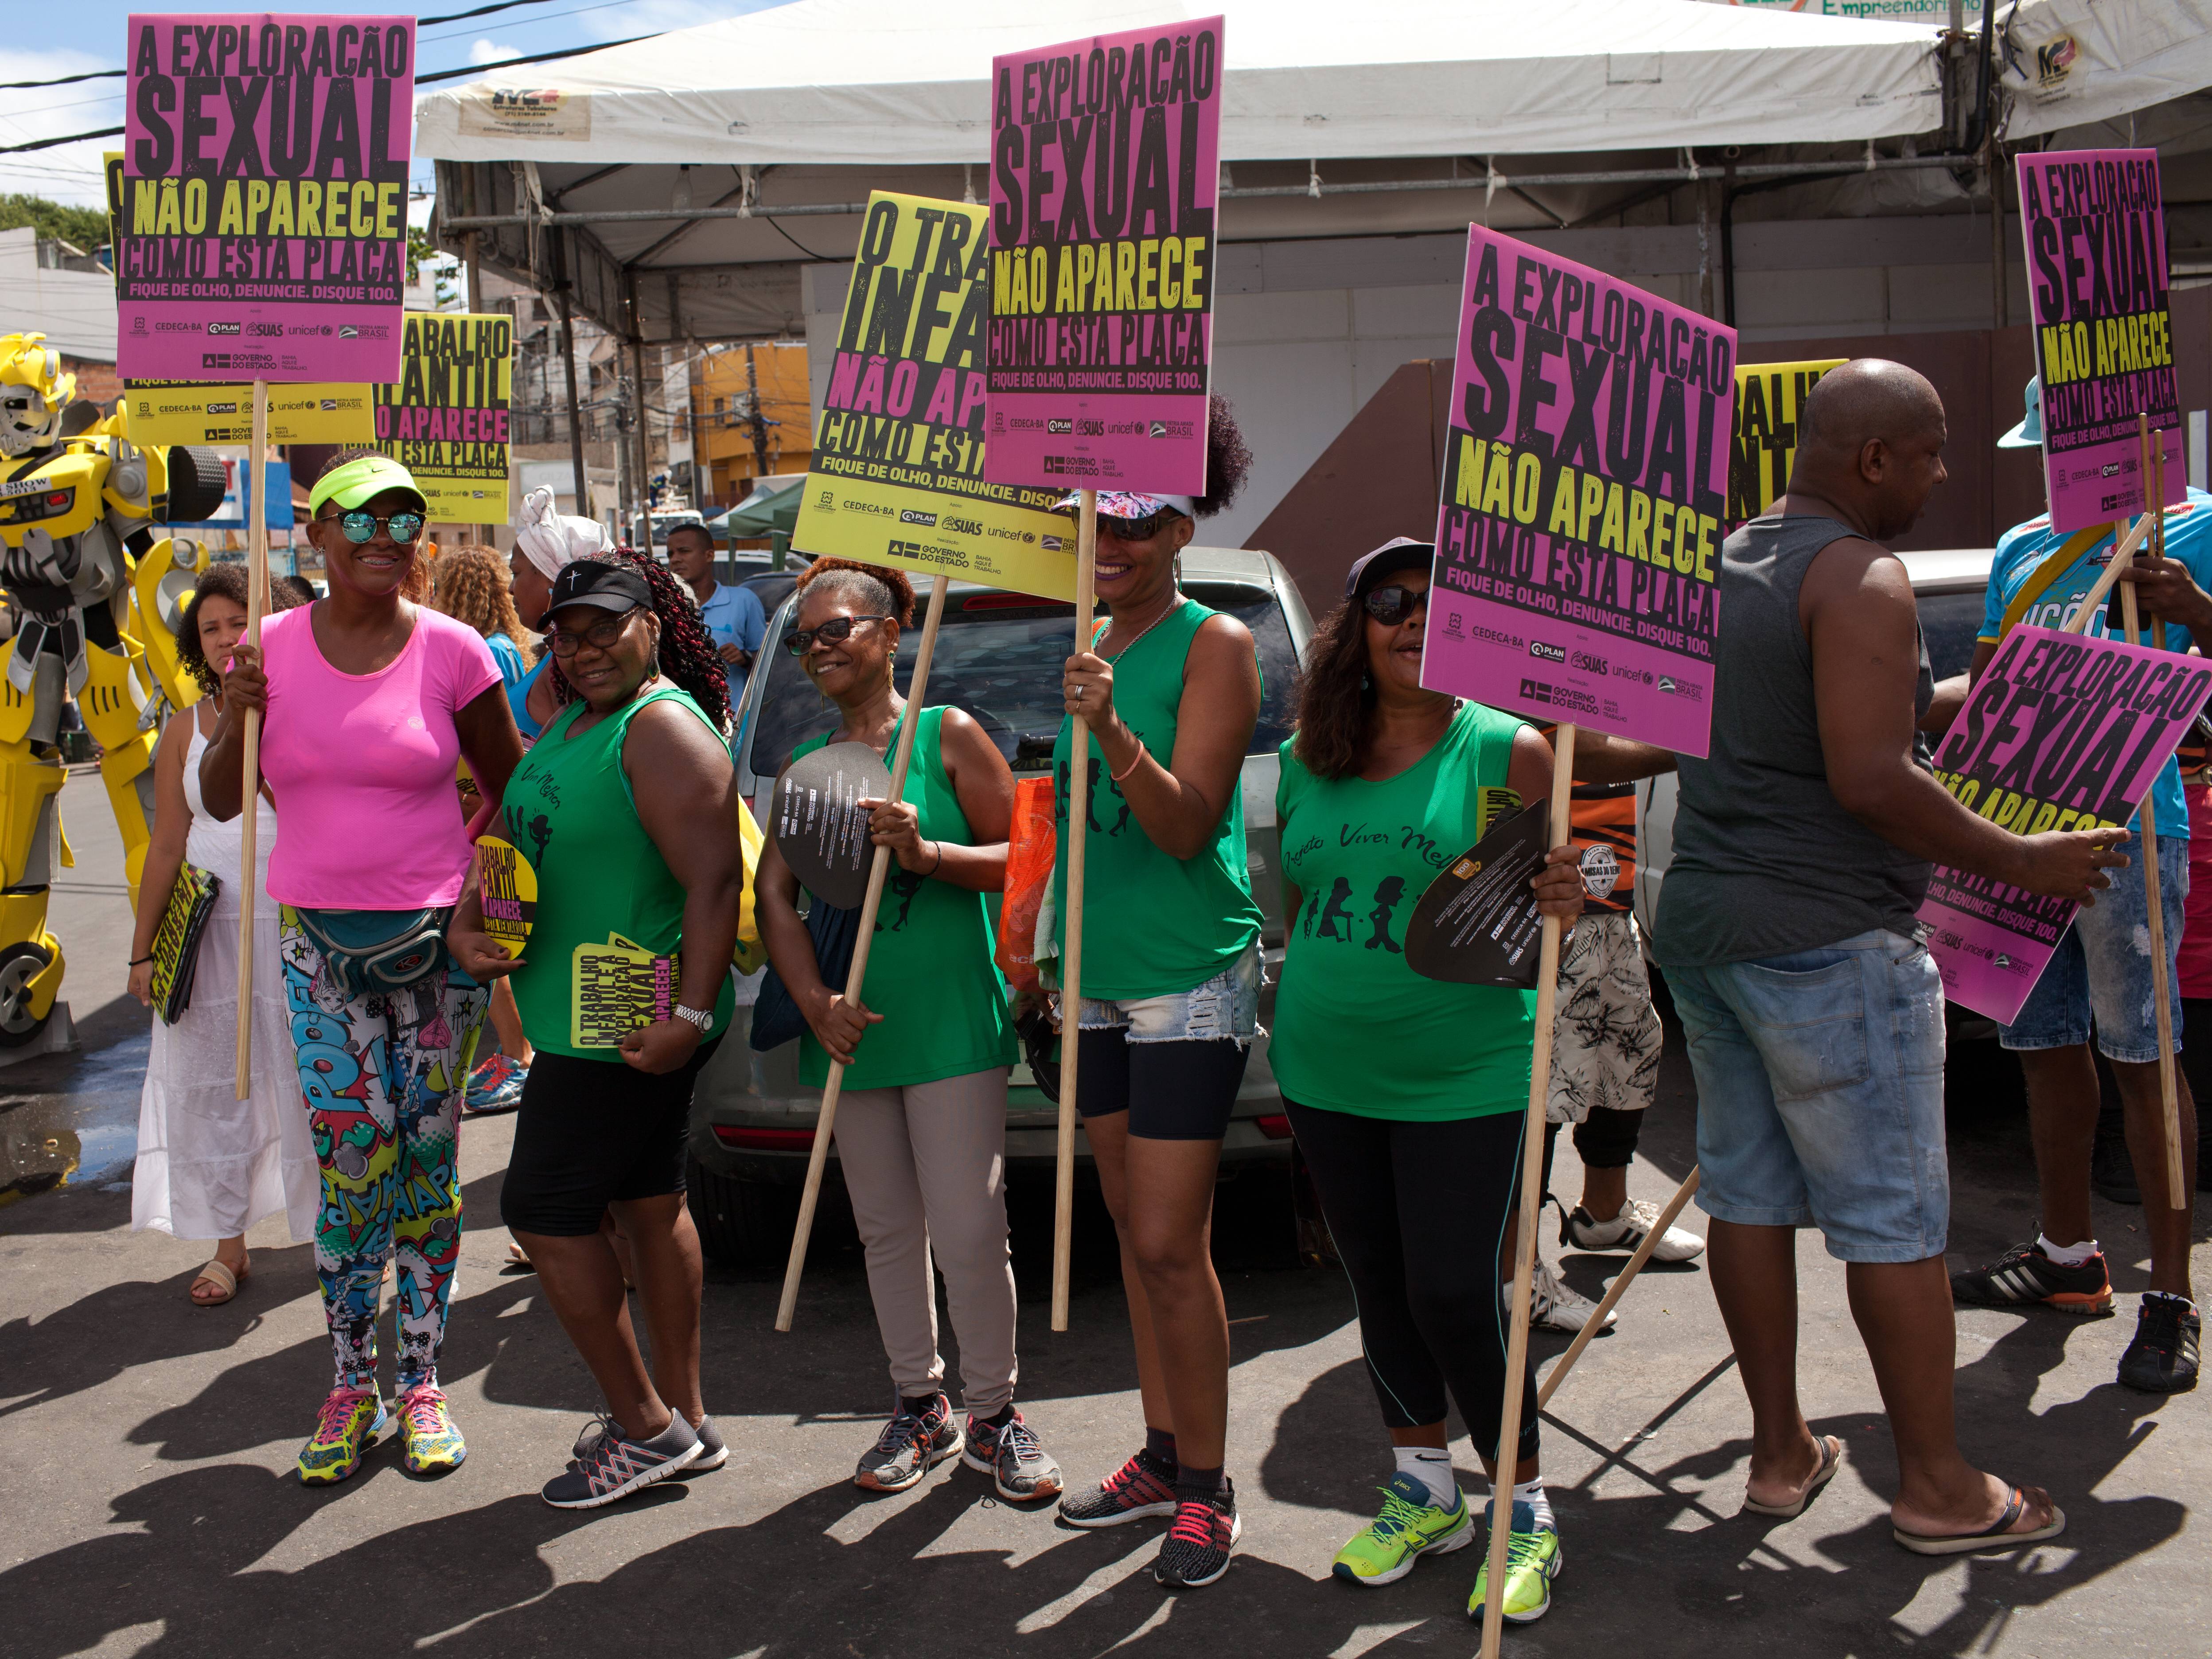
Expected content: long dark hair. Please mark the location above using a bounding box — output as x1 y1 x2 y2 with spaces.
549 551 733 735
175 562 308 698
1289 594 1379 781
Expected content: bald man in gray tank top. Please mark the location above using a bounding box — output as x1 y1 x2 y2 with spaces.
1654 360 2124 1555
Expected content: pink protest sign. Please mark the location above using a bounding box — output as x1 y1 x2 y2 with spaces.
2016 148 2182 534
1421 227 1735 756
117 13 414 382
1920 624 2212 1022
983 18 1222 495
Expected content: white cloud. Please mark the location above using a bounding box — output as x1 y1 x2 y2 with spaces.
469 38 521 66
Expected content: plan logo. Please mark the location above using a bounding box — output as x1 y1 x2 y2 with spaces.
205 322 240 336
1529 641 1566 663
899 509 938 527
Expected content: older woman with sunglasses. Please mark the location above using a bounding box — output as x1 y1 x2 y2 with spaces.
1049 400 1270 1592
1272 538 1586 1626
203 451 524 1487
449 554 742 1509
754 559 1052 1503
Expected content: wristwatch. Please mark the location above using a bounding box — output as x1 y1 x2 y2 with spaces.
672 1003 714 1033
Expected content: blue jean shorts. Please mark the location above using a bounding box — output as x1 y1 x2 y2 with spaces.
1077 942 1262 1046
2001 833 2188 1064
1667 928 1948 1263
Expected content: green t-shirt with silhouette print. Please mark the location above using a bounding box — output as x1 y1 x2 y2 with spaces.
1272 699 1534 1121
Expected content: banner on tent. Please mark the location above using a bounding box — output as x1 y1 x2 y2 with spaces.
1918 623 2212 1021
2016 148 2182 534
1729 358 1843 526
794 192 1073 598
1421 225 1736 756
983 16 1223 496
116 12 414 382
374 313 514 523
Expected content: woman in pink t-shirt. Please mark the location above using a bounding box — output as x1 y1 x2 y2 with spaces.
202 452 523 1488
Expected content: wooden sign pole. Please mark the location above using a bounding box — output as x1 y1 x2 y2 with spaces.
775 574 951 1331
1477 724 1577 1655
1051 487 1098 1334
232 379 269 1101
1536 1164 1701 1409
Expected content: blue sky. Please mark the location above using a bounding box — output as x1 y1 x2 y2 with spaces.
0 2 790 212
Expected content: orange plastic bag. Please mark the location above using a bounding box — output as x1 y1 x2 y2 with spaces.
996 775 1056 993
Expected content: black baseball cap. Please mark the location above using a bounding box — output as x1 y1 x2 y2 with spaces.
1344 537 1435 600
546 560 653 616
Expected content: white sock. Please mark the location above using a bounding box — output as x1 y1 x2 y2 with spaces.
1511 1477 1555 1532
1394 1446 1458 1509
2038 1232 2099 1267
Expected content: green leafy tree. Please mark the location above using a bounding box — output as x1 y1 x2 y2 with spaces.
0 194 109 253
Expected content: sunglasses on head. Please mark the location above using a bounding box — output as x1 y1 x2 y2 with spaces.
327 508 425 545
1363 584 1429 627
546 607 644 655
784 613 893 655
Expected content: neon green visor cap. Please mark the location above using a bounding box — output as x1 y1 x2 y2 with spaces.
309 453 427 517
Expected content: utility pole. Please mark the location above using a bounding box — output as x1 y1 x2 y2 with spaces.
745 343 772 483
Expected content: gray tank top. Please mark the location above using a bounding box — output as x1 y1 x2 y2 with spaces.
1654 513 1933 966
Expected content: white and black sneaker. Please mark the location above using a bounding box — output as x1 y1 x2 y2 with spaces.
1530 1259 1616 1335
964 1408 1062 1502
543 1413 701 1509
688 1414 728 1472
1562 1199 1705 1263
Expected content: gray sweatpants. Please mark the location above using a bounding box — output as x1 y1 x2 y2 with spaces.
833 1067 1019 1415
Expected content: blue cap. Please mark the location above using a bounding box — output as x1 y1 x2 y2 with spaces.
1999 376 2042 450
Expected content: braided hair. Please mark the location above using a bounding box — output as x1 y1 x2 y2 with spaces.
175 561 308 698
792 557 917 626
431 542 531 656
549 550 733 735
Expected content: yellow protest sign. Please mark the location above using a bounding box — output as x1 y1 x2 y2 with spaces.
375 314 515 523
793 191 1075 600
1729 358 1846 524
475 836 536 959
572 932 676 1049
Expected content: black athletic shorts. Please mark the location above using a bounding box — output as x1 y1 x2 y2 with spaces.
500 1038 721 1237
1074 1028 1250 1141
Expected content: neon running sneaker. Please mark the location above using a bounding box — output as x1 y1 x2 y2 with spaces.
397 1384 467 1476
1467 1501 1563 1625
2117 1293 2200 1394
298 1387 386 1486
1058 1445 1180 1528
853 1394 961 1493
463 1054 527 1116
964 1408 1063 1502
1153 1479 1242 1589
1562 1198 1706 1263
1950 1241 2115 1317
543 1412 701 1509
1332 1472 1475 1586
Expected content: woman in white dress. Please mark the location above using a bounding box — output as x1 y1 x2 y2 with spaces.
129 565 317 1305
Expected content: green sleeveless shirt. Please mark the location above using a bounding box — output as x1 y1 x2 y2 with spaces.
500 685 737 1060
1272 700 1533 1119
1051 596 1262 1000
792 705 1016 1089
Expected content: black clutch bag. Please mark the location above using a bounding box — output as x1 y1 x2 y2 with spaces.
751 900 860 1052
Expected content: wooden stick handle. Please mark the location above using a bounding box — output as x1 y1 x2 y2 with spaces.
2056 511 2155 635
1477 722 1577 1658
233 380 269 1101
774 576 951 1332
1051 488 1098 1334
1537 1165 1702 1409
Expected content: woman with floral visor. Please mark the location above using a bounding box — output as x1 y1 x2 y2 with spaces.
204 450 524 1487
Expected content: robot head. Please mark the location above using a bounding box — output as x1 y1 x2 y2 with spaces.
0 334 72 458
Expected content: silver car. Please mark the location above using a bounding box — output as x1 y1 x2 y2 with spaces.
685 547 1314 1265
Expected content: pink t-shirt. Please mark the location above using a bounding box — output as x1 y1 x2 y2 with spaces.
260 604 502 910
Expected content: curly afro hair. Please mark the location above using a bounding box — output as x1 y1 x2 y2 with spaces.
432 543 531 657
1193 392 1254 520
792 557 917 627
175 561 308 698
548 550 733 736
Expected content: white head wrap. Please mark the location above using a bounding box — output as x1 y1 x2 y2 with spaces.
514 485 612 580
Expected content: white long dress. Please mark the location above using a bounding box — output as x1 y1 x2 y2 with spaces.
131 715 318 1242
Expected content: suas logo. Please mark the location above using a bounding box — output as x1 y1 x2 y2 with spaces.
1529 641 1566 663
943 515 983 537
899 509 938 527
205 322 240 335
1571 650 1607 674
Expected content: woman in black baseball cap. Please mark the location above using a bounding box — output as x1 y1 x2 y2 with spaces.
448 552 744 1510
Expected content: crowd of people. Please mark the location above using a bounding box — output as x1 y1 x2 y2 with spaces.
116 364 2201 1623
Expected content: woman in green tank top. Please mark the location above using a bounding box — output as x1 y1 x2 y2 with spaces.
448 554 744 1507
754 559 1057 1504
1046 403 1271 1592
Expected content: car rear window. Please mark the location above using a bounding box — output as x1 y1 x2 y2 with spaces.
747 580 1299 779
1918 590 1983 682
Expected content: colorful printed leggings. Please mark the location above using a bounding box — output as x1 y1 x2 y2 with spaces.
278 911 488 1393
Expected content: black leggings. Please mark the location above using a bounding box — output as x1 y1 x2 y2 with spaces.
1285 1100 1540 1463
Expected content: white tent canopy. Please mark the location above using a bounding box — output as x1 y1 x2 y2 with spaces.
415 0 1945 168
1997 0 2212 140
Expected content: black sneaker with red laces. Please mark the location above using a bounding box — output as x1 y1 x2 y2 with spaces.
1153 1478 1242 1589
1059 1445 1179 1527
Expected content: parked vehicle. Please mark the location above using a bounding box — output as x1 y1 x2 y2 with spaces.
685 547 1314 1265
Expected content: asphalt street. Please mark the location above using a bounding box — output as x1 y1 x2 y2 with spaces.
0 775 2204 1658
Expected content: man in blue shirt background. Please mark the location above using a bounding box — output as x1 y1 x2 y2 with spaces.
1951 376 2205 1394
667 521 766 744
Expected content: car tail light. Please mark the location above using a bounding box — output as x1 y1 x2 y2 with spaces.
711 1125 817 1151
1254 1113 1293 1140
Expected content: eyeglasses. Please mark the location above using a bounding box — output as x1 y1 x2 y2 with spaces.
546 607 643 655
1363 584 1430 627
784 614 893 655
327 509 426 545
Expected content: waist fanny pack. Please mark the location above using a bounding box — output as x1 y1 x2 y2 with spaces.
289 905 456 1002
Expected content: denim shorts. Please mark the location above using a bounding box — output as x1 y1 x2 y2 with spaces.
1077 942 1262 1046
1666 928 1949 1263
2001 833 2188 1064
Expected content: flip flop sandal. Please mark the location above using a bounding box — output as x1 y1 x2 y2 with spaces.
1742 1434 1845 1519
1893 1486 2067 1556
189 1259 245 1307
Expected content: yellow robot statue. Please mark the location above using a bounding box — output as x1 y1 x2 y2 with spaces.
0 332 225 1048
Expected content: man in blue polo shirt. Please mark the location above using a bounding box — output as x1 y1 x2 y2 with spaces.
1951 377 2207 1394
666 521 766 740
